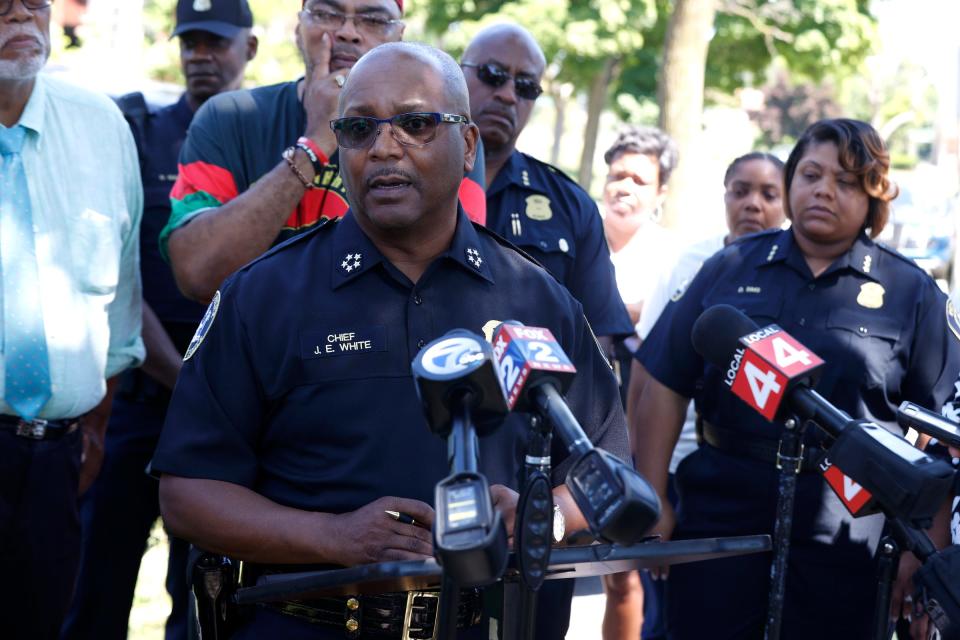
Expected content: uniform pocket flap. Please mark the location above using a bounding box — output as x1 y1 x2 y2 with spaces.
826 306 901 342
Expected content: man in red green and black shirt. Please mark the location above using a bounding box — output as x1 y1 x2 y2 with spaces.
163 0 487 303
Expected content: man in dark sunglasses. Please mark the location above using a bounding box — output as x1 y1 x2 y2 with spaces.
462 23 635 639
463 24 632 346
151 42 629 639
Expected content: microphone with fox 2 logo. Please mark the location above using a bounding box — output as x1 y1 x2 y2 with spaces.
691 304 954 524
491 322 660 543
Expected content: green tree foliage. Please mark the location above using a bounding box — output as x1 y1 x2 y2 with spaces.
414 0 655 89
616 0 878 108
749 71 843 147
415 0 878 187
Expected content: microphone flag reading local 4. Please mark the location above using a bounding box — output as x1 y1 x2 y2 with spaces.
411 329 509 587
491 321 661 543
690 304 954 525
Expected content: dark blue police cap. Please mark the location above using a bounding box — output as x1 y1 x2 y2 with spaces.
172 0 254 39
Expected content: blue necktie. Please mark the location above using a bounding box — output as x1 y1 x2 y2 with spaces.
0 125 51 420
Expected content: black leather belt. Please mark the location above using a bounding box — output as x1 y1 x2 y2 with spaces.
700 421 823 474
265 589 483 639
0 415 80 440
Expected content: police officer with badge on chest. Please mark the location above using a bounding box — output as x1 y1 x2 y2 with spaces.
461 24 633 348
632 119 960 639
152 42 628 639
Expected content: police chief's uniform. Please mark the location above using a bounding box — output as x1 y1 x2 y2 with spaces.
63 93 200 640
638 228 960 640
485 150 633 339
151 209 628 639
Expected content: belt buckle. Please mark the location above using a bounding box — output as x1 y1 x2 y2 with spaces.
776 440 805 475
16 419 48 440
402 591 440 640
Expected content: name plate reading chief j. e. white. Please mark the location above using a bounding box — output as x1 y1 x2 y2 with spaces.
301 326 387 359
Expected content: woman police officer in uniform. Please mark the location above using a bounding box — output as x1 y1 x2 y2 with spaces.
631 118 960 639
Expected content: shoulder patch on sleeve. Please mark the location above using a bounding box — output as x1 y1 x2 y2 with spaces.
947 298 960 342
184 290 221 361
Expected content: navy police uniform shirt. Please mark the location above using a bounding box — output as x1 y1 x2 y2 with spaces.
637 228 960 639
486 151 633 338
133 94 207 347
151 209 627 517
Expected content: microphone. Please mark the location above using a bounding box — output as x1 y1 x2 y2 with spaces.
691 305 954 524
492 322 585 454
692 305 824 423
412 329 509 437
411 330 509 587
492 322 661 543
897 401 960 449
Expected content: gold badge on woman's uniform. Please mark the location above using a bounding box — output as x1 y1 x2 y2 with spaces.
856 282 885 309
525 195 553 221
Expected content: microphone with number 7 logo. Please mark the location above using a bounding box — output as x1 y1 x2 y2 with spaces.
691 304 954 524
491 322 661 543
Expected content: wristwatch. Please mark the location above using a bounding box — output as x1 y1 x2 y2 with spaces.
552 503 565 544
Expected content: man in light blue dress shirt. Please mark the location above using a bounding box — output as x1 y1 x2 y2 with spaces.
0 1 144 638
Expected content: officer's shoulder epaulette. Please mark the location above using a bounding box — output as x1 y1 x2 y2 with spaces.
114 91 150 119
472 221 551 273
237 218 340 274
727 228 781 247
876 241 930 273
522 153 582 189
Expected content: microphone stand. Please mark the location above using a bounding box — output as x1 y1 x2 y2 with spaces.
765 416 805 640
870 516 939 640
872 535 900 640
505 413 555 640
436 399 478 640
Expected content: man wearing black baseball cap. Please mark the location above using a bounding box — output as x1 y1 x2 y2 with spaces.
172 0 253 38
172 0 258 111
60 3 256 640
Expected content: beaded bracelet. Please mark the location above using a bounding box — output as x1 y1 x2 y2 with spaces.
295 140 325 179
282 147 317 190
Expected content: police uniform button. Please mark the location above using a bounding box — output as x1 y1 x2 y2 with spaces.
345 618 360 633
413 294 423 305
346 597 360 611
808 283 816 290
417 339 426 349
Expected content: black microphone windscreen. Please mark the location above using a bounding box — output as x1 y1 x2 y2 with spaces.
691 304 760 368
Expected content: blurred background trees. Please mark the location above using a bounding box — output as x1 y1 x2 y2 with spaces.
49 0 959 249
